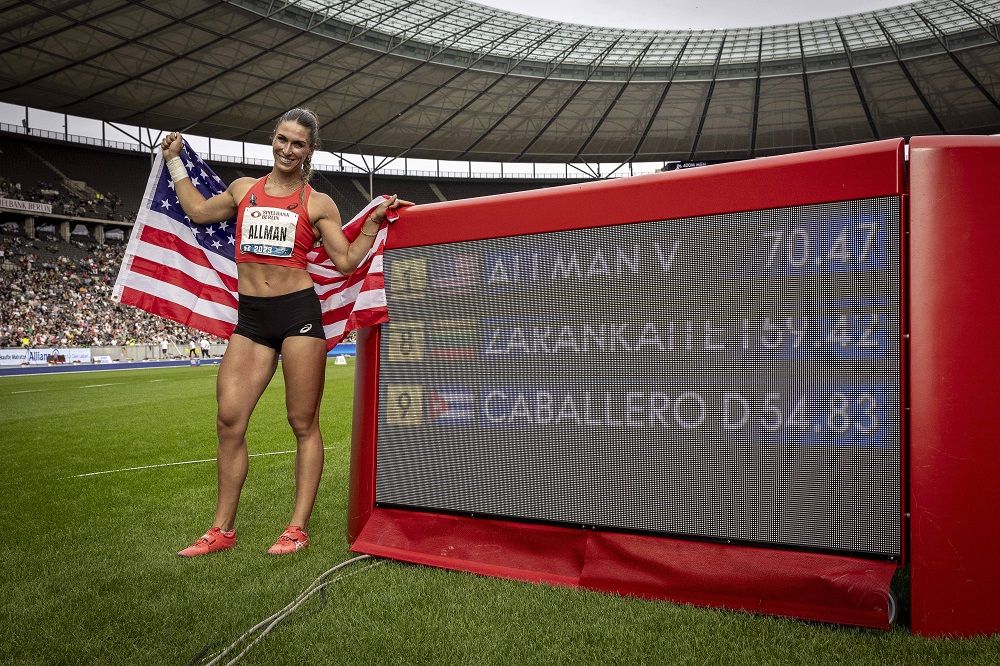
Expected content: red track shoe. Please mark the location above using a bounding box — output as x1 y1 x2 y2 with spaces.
178 527 237 557
267 525 309 555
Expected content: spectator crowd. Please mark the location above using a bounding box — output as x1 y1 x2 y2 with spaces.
0 234 224 350
1 176 133 222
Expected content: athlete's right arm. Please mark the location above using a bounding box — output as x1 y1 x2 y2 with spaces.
160 132 250 225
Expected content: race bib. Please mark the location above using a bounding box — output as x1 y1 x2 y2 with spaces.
240 207 298 257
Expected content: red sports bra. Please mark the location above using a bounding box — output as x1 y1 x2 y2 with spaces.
235 177 316 269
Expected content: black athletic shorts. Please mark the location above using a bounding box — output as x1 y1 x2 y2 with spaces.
233 287 325 350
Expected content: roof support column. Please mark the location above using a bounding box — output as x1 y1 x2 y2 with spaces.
834 20 881 141
874 16 946 132
627 36 690 163
689 35 727 159
573 36 657 161
750 33 763 156
952 0 1000 42
797 27 818 149
913 7 1000 111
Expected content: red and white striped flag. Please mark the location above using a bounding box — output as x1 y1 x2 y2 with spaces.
112 143 390 349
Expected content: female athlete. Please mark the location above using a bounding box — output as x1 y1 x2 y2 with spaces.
164 108 410 556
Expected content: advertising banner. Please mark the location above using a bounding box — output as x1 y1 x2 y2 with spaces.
0 347 93 365
0 197 53 214
0 348 27 366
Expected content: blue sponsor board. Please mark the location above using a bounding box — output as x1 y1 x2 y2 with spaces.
0 358 223 376
326 343 357 357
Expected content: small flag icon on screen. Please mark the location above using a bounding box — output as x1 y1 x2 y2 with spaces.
427 387 474 424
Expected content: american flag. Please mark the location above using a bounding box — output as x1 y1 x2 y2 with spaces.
112 141 390 350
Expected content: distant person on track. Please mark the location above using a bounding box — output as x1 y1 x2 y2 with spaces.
160 337 169 359
166 107 411 557
199 336 210 358
188 338 197 359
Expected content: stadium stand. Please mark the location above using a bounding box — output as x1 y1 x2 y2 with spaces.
0 233 207 349
0 132 588 218
209 163 271 187
0 132 588 347
310 170 370 214
369 176 442 205
0 137 57 189
25 139 148 213
0 136 134 221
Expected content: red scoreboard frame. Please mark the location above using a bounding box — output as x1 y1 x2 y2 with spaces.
347 136 1000 636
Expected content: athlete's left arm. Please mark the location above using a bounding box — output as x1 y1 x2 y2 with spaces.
314 193 412 274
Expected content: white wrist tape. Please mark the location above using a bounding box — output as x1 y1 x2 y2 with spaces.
166 157 188 183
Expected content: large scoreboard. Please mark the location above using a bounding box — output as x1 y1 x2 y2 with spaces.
376 197 900 557
348 137 1000 637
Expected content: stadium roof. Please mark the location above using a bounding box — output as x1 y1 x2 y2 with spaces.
1 0 998 163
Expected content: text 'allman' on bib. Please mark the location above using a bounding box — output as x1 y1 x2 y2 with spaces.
240 207 298 257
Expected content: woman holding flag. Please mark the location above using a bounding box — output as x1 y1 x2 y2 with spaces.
163 108 412 557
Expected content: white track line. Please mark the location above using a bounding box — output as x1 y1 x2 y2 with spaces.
11 377 183 394
64 446 334 479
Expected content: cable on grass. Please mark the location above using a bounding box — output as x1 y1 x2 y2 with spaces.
193 554 382 666
188 642 224 666
300 580 331 620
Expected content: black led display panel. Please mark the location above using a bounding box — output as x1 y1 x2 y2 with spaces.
375 198 901 557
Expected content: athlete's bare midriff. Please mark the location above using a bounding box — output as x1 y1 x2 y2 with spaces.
237 262 314 297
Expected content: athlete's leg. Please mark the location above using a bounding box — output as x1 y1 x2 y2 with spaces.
279 335 327 529
213 334 278 531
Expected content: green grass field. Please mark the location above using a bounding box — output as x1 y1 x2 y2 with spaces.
1 363 997 665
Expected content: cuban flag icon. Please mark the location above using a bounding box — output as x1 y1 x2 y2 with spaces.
427 387 475 425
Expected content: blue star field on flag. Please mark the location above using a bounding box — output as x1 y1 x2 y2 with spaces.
150 140 234 260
